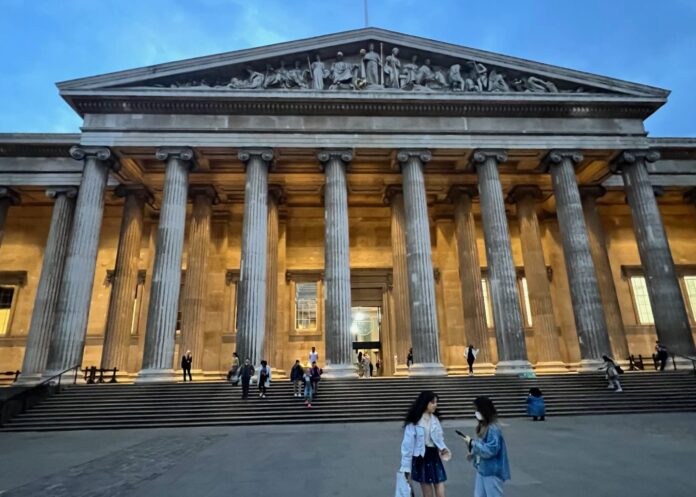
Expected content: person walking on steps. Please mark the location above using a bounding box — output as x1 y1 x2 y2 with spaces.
257 360 271 398
407 348 414 369
600 355 623 392
238 358 255 399
466 344 479 376
457 396 511 497
655 341 669 371
181 350 193 382
303 366 314 407
227 351 240 384
526 387 546 421
309 346 319 365
290 359 304 398
309 361 322 397
400 391 451 497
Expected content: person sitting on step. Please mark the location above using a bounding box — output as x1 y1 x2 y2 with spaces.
526 387 546 421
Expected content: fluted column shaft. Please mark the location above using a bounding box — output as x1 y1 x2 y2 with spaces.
581 187 629 359
473 150 531 373
0 187 20 248
101 187 148 372
263 187 282 366
19 188 77 381
45 147 115 374
236 149 272 366
450 187 491 364
547 151 611 366
385 187 412 365
397 150 445 375
617 151 695 356
138 148 193 382
319 150 355 377
511 187 563 367
180 187 216 371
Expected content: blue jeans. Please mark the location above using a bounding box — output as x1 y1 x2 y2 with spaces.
474 473 504 497
304 383 313 402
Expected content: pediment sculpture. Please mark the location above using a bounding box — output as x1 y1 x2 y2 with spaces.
151 43 586 94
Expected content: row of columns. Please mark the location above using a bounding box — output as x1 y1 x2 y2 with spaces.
9 146 695 383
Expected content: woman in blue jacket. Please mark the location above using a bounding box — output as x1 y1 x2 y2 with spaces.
459 396 510 497
526 387 546 421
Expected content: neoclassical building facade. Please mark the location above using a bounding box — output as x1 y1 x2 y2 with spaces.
1 28 695 381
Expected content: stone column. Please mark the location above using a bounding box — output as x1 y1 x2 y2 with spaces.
137 148 194 383
318 150 356 377
396 150 446 376
18 188 77 383
546 150 612 369
615 150 695 356
45 147 117 375
384 186 412 367
449 186 492 366
263 185 284 368
235 149 273 366
101 186 150 373
0 187 21 248
179 186 218 373
472 150 532 374
580 186 629 360
508 186 565 372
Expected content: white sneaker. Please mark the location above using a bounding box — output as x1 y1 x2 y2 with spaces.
616 388 623 392
607 384 615 388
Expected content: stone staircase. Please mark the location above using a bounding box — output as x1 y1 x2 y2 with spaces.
1 371 695 432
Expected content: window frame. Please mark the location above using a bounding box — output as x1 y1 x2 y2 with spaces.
286 270 324 336
0 271 27 337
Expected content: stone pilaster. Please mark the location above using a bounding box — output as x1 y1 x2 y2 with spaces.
45 147 117 375
546 150 611 369
263 185 284 367
384 186 412 367
508 186 565 372
614 150 695 356
0 187 21 248
580 186 629 360
180 186 218 372
18 188 77 383
137 147 194 383
235 148 272 366
318 149 356 377
448 186 493 367
472 150 532 374
396 150 446 376
101 186 150 373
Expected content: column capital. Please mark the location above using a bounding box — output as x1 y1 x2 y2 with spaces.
317 149 353 164
382 185 403 205
506 185 544 204
268 184 287 205
396 149 432 165
610 149 661 173
579 185 607 200
155 147 196 169
45 186 78 200
542 149 583 171
188 185 220 205
115 184 154 204
70 146 120 171
0 186 21 205
470 149 507 167
238 148 274 165
447 185 478 203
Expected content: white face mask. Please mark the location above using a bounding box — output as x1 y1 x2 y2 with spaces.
474 411 484 421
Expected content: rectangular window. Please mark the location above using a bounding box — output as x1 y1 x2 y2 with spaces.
295 282 318 330
630 276 654 325
0 286 15 336
683 276 696 323
520 277 533 328
481 278 494 329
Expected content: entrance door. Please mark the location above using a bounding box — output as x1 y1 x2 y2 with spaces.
351 306 382 376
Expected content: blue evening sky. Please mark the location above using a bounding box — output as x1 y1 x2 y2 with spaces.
1 0 694 136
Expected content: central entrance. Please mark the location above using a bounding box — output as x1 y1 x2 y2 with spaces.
350 269 394 376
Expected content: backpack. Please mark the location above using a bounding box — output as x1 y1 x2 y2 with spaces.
615 365 624 375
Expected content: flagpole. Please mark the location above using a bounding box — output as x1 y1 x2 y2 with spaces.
364 0 369 27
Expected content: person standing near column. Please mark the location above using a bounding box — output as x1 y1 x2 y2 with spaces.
466 344 479 376
309 345 319 366
238 358 255 400
290 359 304 398
181 350 192 382
257 359 271 398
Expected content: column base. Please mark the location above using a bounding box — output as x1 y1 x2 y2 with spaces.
394 364 411 377
446 363 496 376
321 363 358 379
577 358 605 373
14 373 44 386
495 360 535 376
533 361 570 374
135 368 177 383
409 362 448 377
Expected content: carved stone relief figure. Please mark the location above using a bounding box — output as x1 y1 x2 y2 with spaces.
310 54 328 90
400 54 418 88
512 75 559 93
487 69 509 92
329 51 358 90
227 67 265 89
414 58 447 89
384 47 402 89
362 43 382 86
287 60 309 88
449 64 465 91
263 61 291 89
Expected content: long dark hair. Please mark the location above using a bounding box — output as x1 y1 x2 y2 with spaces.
474 396 498 437
404 391 440 427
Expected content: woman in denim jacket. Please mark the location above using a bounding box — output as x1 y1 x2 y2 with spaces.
400 391 451 497
459 396 510 497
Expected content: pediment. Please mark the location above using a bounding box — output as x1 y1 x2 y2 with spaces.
58 28 667 99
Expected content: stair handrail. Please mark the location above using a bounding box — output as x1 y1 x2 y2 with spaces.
671 352 696 375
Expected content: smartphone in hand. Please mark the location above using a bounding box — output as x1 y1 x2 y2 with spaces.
455 429 467 439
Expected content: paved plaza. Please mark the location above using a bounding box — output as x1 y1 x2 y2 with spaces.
1 412 695 496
